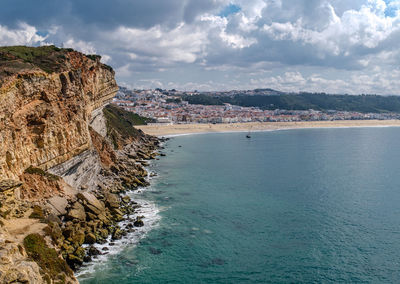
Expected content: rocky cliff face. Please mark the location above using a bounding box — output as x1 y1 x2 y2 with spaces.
0 46 118 181
0 46 161 284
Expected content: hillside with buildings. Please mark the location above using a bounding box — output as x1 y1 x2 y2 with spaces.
113 87 400 124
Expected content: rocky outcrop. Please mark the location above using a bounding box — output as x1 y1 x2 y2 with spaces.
0 46 118 180
0 234 44 284
0 46 161 283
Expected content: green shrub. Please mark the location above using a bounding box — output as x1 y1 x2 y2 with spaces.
24 233 73 281
24 166 60 181
103 104 154 148
86 54 101 61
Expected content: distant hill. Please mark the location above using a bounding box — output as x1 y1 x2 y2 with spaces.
181 92 400 113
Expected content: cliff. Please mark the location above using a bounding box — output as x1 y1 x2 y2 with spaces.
0 46 118 181
0 46 161 283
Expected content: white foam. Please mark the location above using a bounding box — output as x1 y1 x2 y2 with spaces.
76 164 162 279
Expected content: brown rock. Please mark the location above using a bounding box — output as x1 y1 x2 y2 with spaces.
0 179 22 192
84 233 96 244
134 218 144 227
66 202 86 221
71 231 85 247
77 192 105 215
105 192 120 208
0 47 118 181
121 195 131 204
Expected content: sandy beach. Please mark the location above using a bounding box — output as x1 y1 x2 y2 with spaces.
136 120 400 137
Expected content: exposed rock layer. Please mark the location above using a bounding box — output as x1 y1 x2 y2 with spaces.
0 47 161 284
0 47 118 180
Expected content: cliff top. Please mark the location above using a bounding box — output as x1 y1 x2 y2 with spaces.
0 45 112 87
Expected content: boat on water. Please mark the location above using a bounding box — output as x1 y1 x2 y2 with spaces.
246 128 251 138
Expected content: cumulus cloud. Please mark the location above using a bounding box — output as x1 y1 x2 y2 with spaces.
1 0 400 94
0 22 47 46
62 38 96 54
104 23 208 64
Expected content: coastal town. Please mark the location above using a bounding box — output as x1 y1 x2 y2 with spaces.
112 87 400 124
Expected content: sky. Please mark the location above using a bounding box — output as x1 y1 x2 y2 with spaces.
1 0 400 94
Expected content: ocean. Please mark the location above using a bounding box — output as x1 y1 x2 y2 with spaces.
79 127 400 283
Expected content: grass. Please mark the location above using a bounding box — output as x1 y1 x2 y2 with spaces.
24 166 60 181
103 104 154 148
0 45 115 88
0 45 61 61
24 234 73 283
0 45 69 73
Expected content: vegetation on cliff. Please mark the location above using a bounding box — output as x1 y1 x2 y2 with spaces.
0 45 113 87
0 45 161 283
0 45 71 75
24 166 60 182
103 104 155 149
24 233 73 283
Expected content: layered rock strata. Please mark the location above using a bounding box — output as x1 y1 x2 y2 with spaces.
0 46 161 283
0 47 117 180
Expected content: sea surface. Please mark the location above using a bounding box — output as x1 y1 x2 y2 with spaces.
79 127 400 283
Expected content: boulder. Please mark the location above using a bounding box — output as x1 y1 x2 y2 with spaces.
87 246 101 257
110 207 124 217
77 192 105 215
67 254 83 269
47 196 68 216
74 247 86 259
133 177 143 186
84 233 96 244
46 213 62 224
71 231 85 247
121 196 131 204
105 192 120 209
111 228 123 240
134 218 144 227
66 202 86 221
98 229 109 238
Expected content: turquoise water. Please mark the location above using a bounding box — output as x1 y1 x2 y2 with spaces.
80 128 400 283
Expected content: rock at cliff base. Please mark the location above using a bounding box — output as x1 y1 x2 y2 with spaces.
121 195 131 204
0 179 22 192
105 192 120 208
134 218 144 227
66 202 86 221
47 196 68 216
84 233 96 244
77 192 105 215
87 246 102 257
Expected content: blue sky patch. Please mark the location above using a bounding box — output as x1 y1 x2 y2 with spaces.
36 30 49 37
384 0 399 17
219 4 241 17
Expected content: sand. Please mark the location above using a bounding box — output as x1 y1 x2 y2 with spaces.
3 218 47 243
136 120 400 137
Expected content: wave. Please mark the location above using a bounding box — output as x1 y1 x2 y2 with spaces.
76 163 162 280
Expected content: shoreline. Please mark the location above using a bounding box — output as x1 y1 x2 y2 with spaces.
76 163 162 281
136 120 400 137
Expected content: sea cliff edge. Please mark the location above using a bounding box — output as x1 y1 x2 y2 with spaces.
0 46 162 283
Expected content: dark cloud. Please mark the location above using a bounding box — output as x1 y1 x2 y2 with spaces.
0 0 399 93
